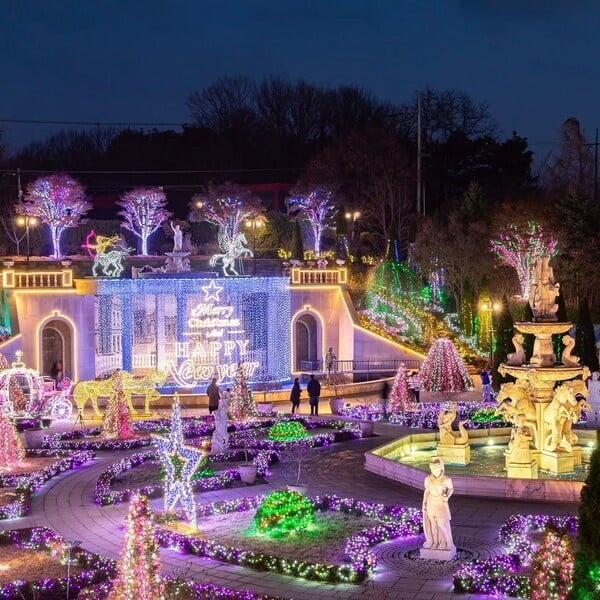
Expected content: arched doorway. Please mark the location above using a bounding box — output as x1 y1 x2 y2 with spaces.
41 320 73 377
294 313 318 370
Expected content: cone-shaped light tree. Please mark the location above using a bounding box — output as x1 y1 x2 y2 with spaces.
0 412 24 470
118 188 172 256
419 338 473 394
530 526 574 600
389 362 413 413
228 364 257 421
21 174 91 259
107 494 165 600
102 370 134 439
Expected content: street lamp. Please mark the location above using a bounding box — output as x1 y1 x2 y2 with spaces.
66 539 82 600
245 215 266 275
16 215 37 263
480 300 500 367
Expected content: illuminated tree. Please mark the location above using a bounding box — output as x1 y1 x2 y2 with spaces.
389 362 413 413
575 297 599 372
21 174 90 258
190 181 262 241
490 221 558 300
419 338 473 394
0 411 24 470
287 188 337 255
530 526 574 600
102 370 134 439
117 188 172 256
107 494 165 600
228 363 257 421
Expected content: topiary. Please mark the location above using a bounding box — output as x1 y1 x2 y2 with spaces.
254 489 314 537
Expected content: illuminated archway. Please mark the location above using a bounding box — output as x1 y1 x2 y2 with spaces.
291 307 324 372
36 312 77 379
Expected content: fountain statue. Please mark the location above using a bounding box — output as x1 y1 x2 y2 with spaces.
506 333 525 366
420 457 456 560
164 222 191 274
436 401 470 465
498 255 591 475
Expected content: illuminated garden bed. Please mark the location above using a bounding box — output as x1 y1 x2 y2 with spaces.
0 449 94 519
155 494 421 584
0 527 115 599
41 427 155 451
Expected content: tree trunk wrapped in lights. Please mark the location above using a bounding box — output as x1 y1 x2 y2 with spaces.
0 412 24 470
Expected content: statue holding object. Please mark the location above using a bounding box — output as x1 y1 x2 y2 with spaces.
529 256 560 322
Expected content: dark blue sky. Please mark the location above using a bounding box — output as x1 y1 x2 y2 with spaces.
2 0 599 168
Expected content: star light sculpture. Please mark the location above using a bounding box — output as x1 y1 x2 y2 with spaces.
153 393 205 528
201 279 223 302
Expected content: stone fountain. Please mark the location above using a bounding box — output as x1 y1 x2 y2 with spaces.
498 255 591 475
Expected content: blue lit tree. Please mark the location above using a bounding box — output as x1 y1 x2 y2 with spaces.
118 187 172 256
21 173 90 259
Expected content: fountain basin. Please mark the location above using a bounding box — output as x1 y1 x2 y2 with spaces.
364 428 595 503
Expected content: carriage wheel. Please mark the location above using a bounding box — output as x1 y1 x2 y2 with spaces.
51 399 72 421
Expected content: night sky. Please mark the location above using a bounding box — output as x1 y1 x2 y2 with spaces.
2 0 599 165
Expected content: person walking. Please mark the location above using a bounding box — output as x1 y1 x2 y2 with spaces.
409 371 421 403
290 378 302 413
479 365 492 403
206 377 220 415
325 347 336 374
306 374 321 416
381 379 390 420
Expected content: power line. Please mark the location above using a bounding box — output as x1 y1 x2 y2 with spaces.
0 167 301 175
0 117 186 127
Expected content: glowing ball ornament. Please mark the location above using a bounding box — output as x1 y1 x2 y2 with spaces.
254 489 314 537
268 421 308 442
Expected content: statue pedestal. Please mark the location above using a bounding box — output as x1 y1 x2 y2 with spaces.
420 546 456 561
507 460 538 479
165 251 191 273
436 444 470 466
540 450 574 474
211 434 229 455
573 446 582 467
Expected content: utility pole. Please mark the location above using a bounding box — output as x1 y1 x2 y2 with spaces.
594 128 598 204
416 94 422 215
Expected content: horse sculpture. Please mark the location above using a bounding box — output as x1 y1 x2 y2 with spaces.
92 248 134 277
543 383 578 452
209 230 253 276
74 369 168 416
496 379 538 446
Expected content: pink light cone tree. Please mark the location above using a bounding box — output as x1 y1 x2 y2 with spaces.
0 412 24 471
118 188 172 256
419 338 473 394
102 370 134 439
228 363 257 421
389 362 413 413
21 174 90 259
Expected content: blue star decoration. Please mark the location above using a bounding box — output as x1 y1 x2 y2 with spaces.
201 279 223 302
153 393 205 529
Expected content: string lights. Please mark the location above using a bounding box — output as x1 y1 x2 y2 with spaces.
0 411 24 471
102 370 135 440
389 363 413 413
254 489 315 536
419 338 474 394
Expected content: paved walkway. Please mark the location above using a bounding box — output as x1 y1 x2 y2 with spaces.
6 410 580 600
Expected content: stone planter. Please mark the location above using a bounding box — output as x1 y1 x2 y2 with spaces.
329 398 345 415
287 484 308 496
360 421 374 437
256 402 274 416
238 464 258 485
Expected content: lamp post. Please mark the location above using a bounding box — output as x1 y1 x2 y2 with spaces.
480 300 500 367
345 210 360 256
245 215 266 276
66 539 82 600
16 215 37 263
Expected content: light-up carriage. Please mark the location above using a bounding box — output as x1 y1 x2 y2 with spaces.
0 367 73 422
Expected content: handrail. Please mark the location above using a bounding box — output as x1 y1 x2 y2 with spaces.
290 266 347 285
2 269 73 289
299 358 421 373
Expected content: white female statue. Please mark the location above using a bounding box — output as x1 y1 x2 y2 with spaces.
420 457 456 559
170 222 183 253
211 391 229 454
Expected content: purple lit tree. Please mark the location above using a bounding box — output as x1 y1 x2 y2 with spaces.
21 174 90 259
190 182 263 240
118 188 171 256
287 188 337 256
490 221 558 300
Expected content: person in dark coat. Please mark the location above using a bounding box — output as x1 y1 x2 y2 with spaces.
290 378 301 413
381 379 390 419
306 374 321 416
206 378 220 414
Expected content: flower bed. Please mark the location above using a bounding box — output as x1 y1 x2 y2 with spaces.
95 448 277 506
0 449 94 519
41 428 154 451
453 513 578 597
155 494 421 584
0 527 115 599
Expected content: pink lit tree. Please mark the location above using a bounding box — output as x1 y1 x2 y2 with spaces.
107 493 165 600
287 188 337 255
389 363 413 413
21 174 90 259
0 412 25 470
118 188 172 256
419 338 473 395
102 370 134 439
490 221 558 300
228 364 257 421
530 527 574 600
